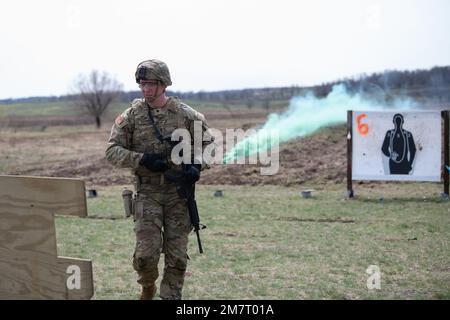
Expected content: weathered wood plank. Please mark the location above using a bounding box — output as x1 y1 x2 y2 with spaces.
0 205 57 256
57 257 94 300
0 175 93 299
0 175 87 217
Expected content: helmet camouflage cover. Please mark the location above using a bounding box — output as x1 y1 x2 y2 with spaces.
135 59 172 86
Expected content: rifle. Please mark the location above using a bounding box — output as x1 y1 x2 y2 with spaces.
164 166 205 254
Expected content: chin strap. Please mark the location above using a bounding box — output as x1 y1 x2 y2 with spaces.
145 81 165 104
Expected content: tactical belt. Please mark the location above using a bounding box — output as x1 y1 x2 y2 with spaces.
137 174 167 186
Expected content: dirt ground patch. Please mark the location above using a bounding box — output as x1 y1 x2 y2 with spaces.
0 109 348 188
200 124 347 186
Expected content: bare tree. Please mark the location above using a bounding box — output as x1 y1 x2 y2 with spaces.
73 70 123 128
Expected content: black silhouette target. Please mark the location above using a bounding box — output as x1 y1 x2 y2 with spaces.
381 113 417 175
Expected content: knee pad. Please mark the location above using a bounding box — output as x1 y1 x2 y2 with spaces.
165 255 188 274
133 255 158 272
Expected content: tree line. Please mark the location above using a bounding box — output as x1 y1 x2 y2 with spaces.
168 66 450 103
1 66 448 128
3 66 448 105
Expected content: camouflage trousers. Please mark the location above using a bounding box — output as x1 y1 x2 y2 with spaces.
132 182 191 300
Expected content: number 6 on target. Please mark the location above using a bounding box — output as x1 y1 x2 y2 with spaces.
357 113 369 136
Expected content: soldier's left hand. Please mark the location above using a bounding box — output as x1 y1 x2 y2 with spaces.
140 153 169 172
184 164 201 183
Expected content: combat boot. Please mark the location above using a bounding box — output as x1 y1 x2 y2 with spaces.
140 283 157 300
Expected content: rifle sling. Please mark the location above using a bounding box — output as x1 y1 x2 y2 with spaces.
147 105 165 144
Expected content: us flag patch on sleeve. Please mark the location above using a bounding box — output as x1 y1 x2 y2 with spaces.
115 115 127 128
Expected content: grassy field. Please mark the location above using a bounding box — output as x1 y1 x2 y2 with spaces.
0 98 287 118
0 101 77 117
1 98 448 300
0 101 136 117
55 182 450 300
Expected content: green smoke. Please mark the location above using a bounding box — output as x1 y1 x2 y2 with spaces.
223 84 416 164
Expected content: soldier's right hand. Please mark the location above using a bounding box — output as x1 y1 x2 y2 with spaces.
139 153 169 172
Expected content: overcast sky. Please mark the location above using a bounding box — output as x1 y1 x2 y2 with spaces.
0 0 449 99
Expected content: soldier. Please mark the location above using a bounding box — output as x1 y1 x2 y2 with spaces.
105 59 211 300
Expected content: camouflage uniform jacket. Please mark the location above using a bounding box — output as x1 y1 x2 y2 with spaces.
105 97 212 179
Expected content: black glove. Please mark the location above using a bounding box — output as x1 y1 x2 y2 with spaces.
139 153 168 172
183 164 201 183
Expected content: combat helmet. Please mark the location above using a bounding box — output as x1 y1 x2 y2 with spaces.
135 59 172 86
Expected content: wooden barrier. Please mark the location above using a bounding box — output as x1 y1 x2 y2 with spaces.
0 175 93 299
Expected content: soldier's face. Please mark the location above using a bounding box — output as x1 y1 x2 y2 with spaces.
140 80 165 100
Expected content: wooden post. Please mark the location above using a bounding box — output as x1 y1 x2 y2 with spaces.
347 110 354 198
443 111 449 196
